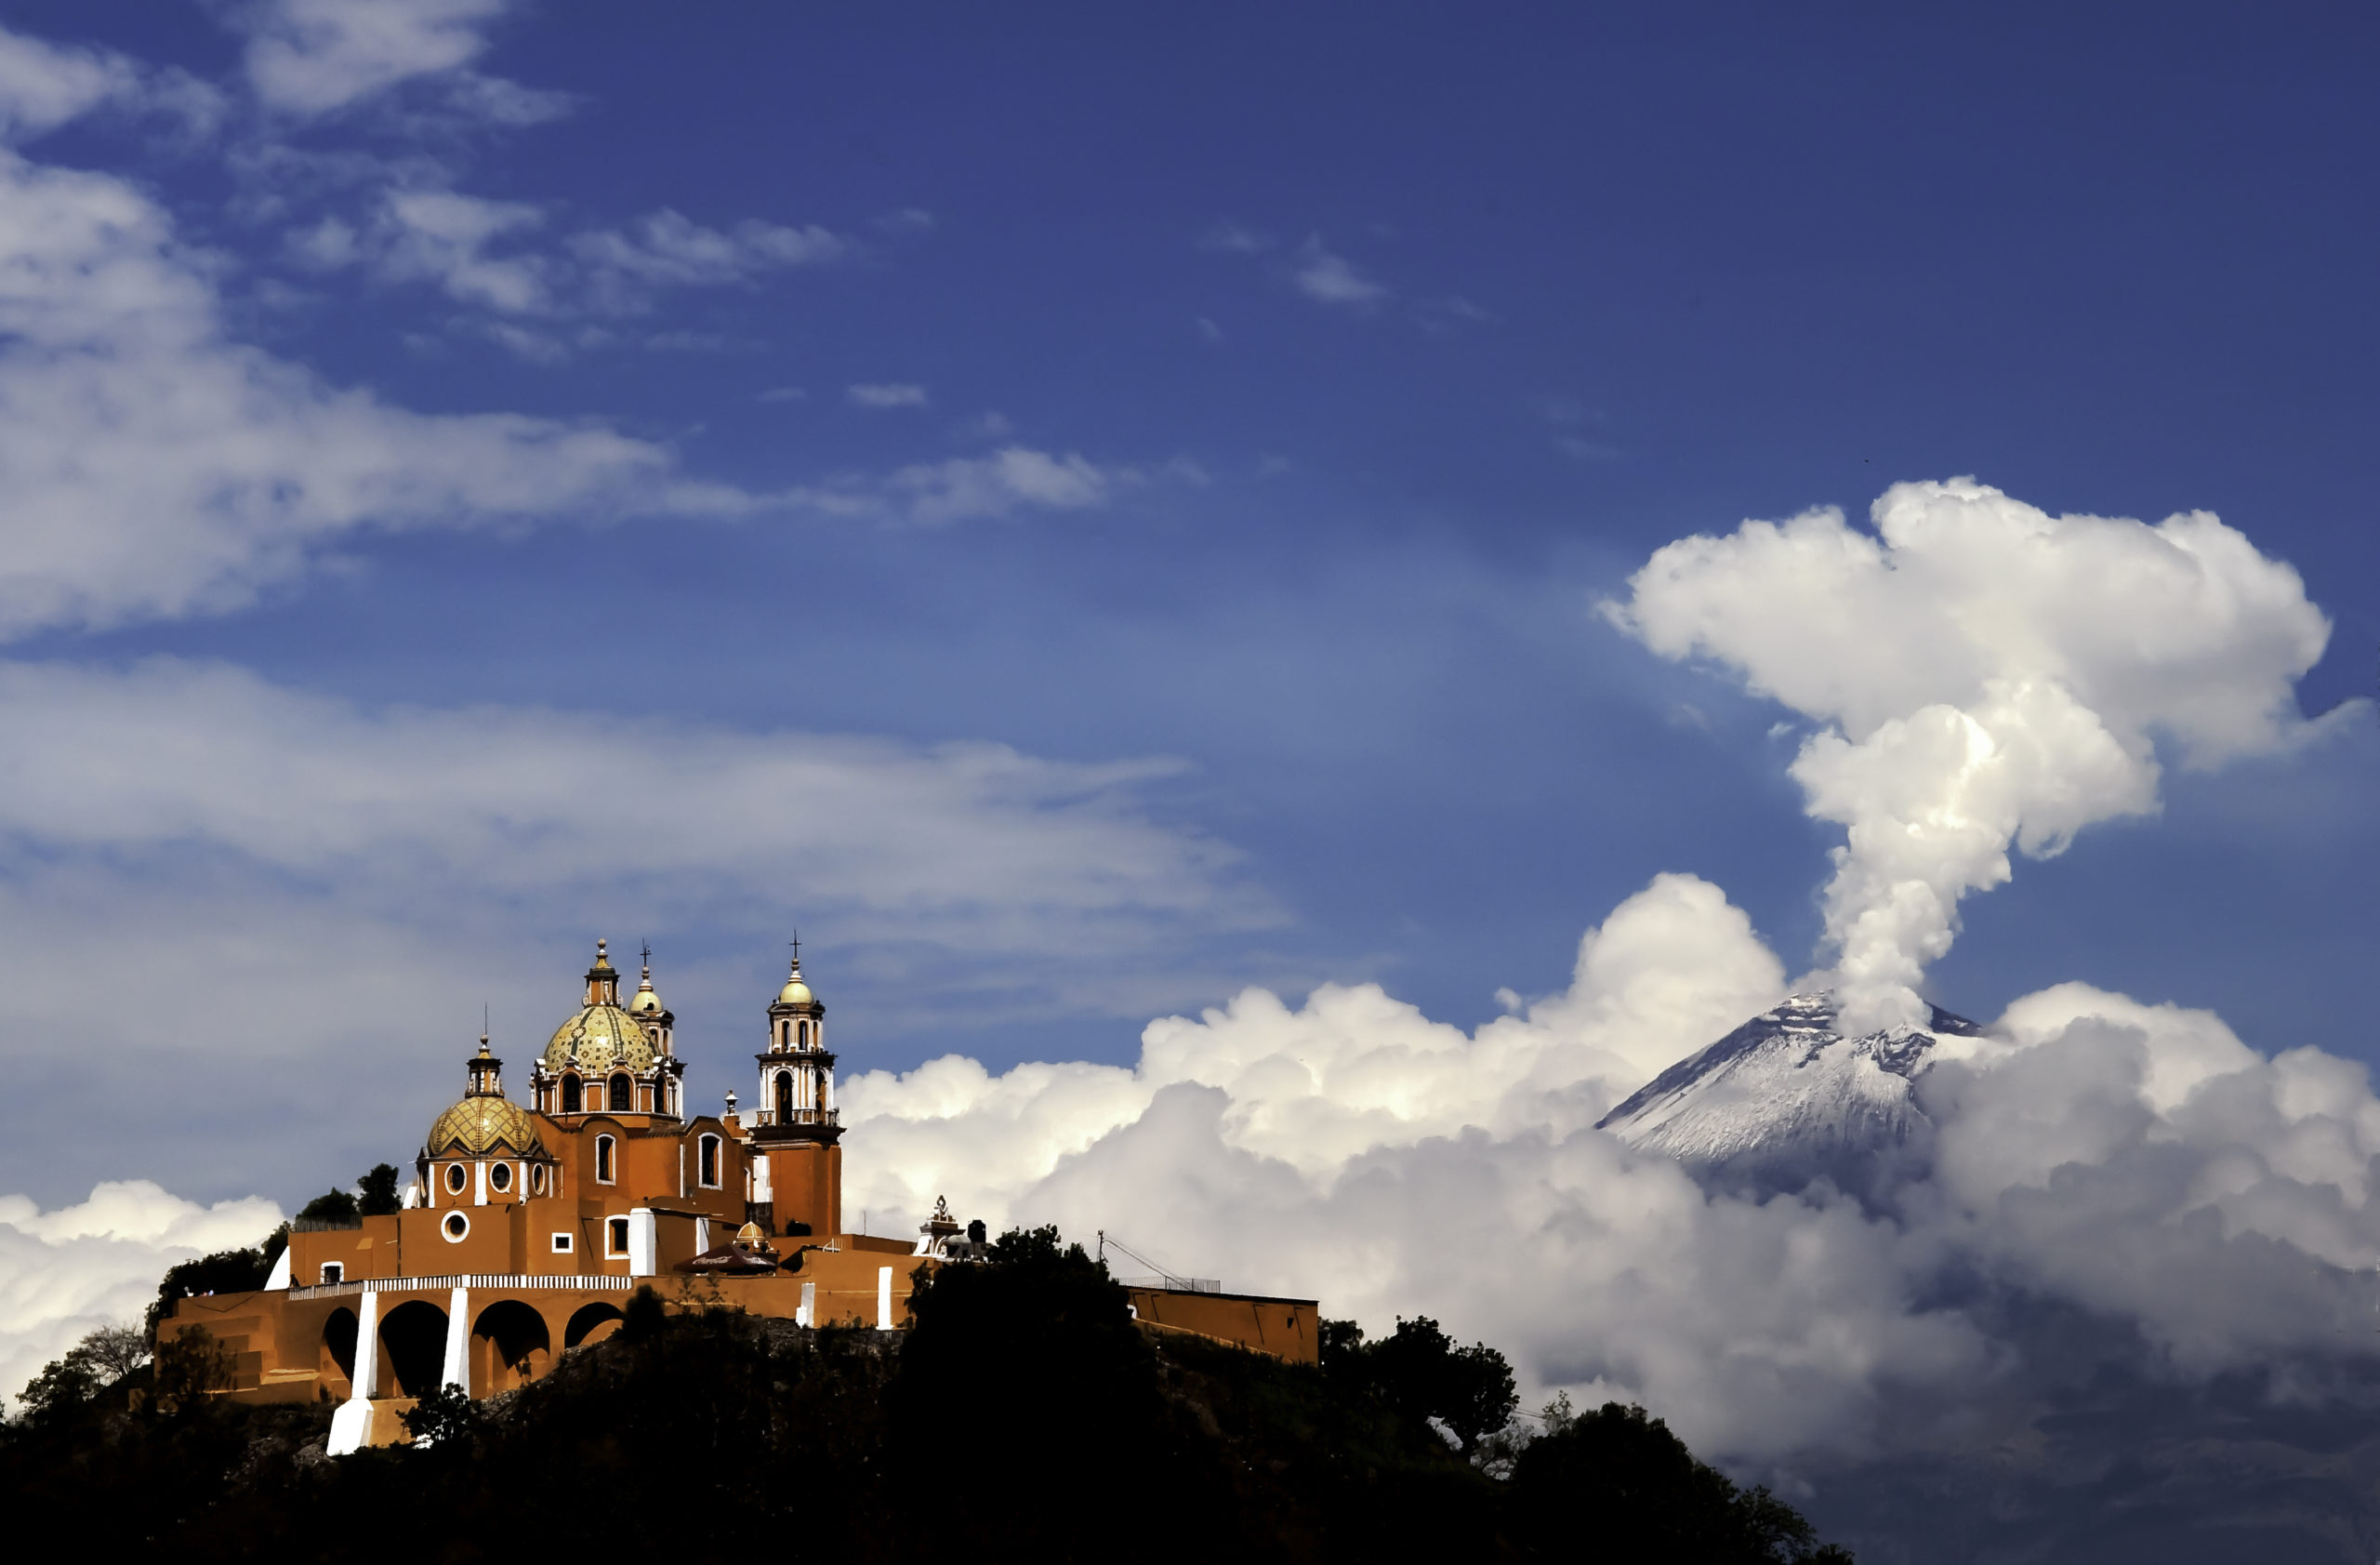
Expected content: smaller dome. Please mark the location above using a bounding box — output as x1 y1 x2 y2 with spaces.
426 1095 546 1159
628 986 664 1016
735 1221 768 1243
777 977 813 1007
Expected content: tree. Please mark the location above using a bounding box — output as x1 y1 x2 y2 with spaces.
73 1325 149 1386
1506 1401 1852 1563
295 1187 359 1225
357 1163 403 1217
401 1384 483 1449
1335 1315 1519 1457
147 1238 278 1333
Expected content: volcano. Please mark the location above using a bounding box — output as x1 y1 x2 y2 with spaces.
1596 991 1988 1196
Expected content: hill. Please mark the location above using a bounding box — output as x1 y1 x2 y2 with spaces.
3 1226 1852 1563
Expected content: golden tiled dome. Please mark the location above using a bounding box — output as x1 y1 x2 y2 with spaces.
542 1001 656 1073
426 1094 546 1158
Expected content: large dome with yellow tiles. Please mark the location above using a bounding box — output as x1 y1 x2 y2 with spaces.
425 1093 546 1158
542 1002 655 1073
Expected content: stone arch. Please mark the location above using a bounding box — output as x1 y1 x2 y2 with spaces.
774 1069 793 1121
378 1298 449 1398
564 1300 625 1349
320 1306 358 1395
471 1299 550 1393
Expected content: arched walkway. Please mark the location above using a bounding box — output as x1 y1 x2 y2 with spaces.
472 1299 550 1393
564 1300 625 1349
378 1299 449 1397
321 1306 357 1395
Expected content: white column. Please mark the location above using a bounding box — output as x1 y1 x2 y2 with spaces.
328 1288 382 1455
628 1208 656 1277
798 1280 815 1328
474 1160 487 1207
352 1288 381 1399
876 1266 892 1331
694 1216 710 1257
440 1287 469 1395
753 1153 774 1207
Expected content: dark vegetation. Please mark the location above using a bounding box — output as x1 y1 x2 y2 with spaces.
7 1223 1850 1562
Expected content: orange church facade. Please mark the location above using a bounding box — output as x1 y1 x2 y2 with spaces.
162 939 1318 1449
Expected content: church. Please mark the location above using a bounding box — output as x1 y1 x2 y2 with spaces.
160 939 1319 1450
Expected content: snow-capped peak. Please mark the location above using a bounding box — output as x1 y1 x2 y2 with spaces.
1596 990 1986 1195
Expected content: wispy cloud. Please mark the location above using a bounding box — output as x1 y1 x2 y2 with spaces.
892 447 1111 524
1292 235 1389 307
1199 219 1274 254
848 381 930 409
231 0 567 123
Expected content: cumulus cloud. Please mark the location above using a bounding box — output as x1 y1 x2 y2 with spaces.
1606 479 2341 1032
0 1183 283 1412
840 869 2380 1465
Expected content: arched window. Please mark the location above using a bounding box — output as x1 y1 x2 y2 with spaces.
596 1135 615 1184
609 1073 633 1112
444 1162 466 1194
698 1134 721 1187
774 1070 793 1122
779 1020 790 1050
562 1076 582 1114
797 1020 810 1048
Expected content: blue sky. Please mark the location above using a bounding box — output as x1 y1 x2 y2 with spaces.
0 1 2376 1207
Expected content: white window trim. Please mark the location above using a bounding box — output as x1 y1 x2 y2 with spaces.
442 1211 470 1243
532 1163 548 1195
490 1161 513 1193
443 1162 466 1195
551 1232 573 1253
698 1134 723 1188
596 1134 617 1185
320 1262 344 1285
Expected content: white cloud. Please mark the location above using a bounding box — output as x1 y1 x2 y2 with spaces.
0 26 142 139
1606 479 2342 1031
840 873 2380 1466
891 446 1112 524
1292 236 1389 307
233 0 553 120
0 1183 284 1412
0 23 225 143
572 208 846 307
848 381 929 409
0 145 772 639
1199 219 1274 254
376 187 549 311
299 193 841 321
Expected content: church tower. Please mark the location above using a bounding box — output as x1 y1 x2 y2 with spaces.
746 941 841 1239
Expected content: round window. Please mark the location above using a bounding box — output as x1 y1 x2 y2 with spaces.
442 1211 469 1241
444 1162 466 1193
490 1162 512 1192
532 1164 548 1195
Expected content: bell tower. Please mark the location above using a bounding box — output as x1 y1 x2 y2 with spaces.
747 937 841 1240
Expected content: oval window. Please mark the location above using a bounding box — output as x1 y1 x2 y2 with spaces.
531 1163 548 1195
442 1211 469 1242
490 1162 513 1192
444 1162 466 1193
